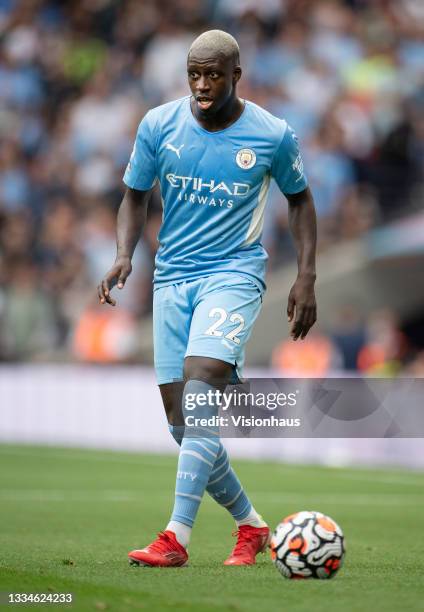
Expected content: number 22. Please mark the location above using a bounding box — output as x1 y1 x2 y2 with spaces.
204 308 245 345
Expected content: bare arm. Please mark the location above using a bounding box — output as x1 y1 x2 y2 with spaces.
98 186 152 306
285 186 317 340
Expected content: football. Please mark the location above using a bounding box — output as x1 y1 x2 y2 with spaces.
270 511 345 579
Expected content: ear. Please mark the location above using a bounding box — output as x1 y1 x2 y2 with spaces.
233 66 242 85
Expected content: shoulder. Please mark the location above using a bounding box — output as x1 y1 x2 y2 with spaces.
144 96 190 129
244 99 288 147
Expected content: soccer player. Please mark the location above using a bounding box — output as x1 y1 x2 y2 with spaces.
98 30 317 567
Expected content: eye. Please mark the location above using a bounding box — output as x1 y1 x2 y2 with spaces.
188 71 199 80
209 72 219 79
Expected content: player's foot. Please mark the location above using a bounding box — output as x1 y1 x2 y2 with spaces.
224 525 271 566
128 530 188 567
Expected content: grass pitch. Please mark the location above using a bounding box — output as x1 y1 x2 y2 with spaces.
0 445 423 612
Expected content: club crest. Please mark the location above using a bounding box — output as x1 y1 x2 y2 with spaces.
236 148 256 170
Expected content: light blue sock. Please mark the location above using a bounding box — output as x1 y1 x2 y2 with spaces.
170 380 220 527
207 444 251 520
168 428 252 522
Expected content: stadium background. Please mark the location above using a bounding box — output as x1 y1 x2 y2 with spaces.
0 0 423 461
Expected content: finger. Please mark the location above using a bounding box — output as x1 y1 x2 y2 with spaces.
300 323 311 340
305 306 317 333
117 267 131 289
300 319 309 340
291 322 303 341
98 282 111 305
287 294 295 322
299 308 314 340
100 292 116 306
293 305 310 340
301 307 317 339
101 279 116 306
101 279 110 298
104 270 119 293
291 308 305 340
308 306 317 329
98 284 106 304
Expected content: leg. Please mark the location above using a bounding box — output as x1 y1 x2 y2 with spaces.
166 358 229 540
160 375 252 523
154 286 252 543
128 285 193 567
160 381 184 426
167 356 268 565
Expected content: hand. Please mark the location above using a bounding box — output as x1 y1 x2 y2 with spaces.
98 256 132 306
287 275 317 341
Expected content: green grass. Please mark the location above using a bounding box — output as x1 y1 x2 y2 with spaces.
0 445 423 612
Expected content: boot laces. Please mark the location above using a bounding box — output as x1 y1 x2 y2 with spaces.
231 528 258 555
148 531 177 554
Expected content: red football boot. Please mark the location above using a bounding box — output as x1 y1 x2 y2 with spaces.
128 530 188 567
224 525 271 566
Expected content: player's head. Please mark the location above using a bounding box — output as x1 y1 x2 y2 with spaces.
187 30 241 116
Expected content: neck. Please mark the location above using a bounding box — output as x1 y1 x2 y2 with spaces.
191 95 244 132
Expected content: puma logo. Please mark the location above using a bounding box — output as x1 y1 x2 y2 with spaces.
165 143 184 158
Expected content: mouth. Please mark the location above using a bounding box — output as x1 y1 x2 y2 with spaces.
196 96 214 111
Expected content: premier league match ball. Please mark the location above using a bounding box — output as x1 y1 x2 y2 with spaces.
270 511 345 579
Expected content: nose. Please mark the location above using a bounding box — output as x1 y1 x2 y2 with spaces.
197 75 210 92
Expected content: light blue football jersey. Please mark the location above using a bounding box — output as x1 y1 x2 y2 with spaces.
123 96 307 290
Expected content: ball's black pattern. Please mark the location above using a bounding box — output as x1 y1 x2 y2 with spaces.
271 511 345 579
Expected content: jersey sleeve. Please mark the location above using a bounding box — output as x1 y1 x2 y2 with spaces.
123 111 157 191
271 124 308 195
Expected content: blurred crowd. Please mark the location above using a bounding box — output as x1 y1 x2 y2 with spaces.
272 306 424 376
0 0 422 368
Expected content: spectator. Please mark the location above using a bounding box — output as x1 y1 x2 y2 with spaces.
0 0 422 364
